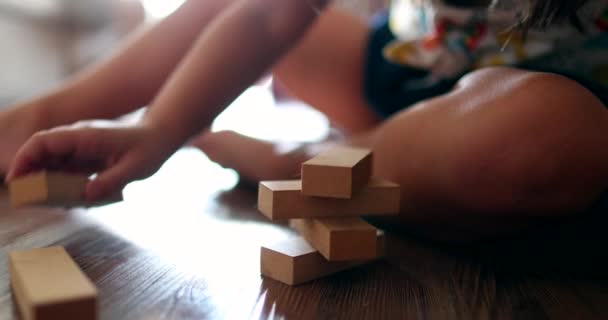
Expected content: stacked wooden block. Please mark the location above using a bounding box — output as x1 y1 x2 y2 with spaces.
258 147 401 285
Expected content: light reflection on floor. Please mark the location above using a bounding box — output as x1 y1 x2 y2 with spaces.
89 85 321 287
212 84 330 142
88 146 292 312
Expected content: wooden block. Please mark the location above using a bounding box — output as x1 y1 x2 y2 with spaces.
258 179 400 220
9 246 98 320
301 147 372 199
291 217 377 261
9 171 122 208
260 233 385 286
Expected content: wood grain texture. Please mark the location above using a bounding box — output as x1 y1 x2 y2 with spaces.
258 179 400 220
1 151 608 319
301 147 372 199
290 218 377 261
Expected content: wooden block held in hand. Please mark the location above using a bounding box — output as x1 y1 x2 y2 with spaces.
260 233 385 286
9 171 122 208
301 147 372 199
291 217 377 261
258 179 400 220
9 246 98 320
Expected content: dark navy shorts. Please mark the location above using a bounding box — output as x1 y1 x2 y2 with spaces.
363 14 608 118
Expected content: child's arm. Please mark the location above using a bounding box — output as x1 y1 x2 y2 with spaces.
25 0 231 127
143 0 329 147
8 0 330 200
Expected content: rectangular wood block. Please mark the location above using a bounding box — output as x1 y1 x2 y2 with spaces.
9 246 98 320
290 217 377 261
258 179 400 220
260 233 385 286
9 171 122 208
301 147 372 199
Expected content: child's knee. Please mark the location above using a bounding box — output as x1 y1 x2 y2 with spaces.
454 71 608 216
372 68 608 217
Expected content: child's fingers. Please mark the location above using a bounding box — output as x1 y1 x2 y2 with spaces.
7 136 42 179
85 153 140 202
7 134 51 180
7 130 78 180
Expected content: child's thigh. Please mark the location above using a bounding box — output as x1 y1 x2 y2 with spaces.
272 6 379 132
370 67 608 225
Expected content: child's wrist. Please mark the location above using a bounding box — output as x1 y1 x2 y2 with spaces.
34 94 64 128
32 86 84 129
140 117 189 154
11 94 61 133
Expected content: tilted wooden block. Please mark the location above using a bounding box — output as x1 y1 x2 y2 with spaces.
301 147 372 199
9 246 98 320
9 171 122 208
258 179 400 220
290 217 377 261
260 233 385 286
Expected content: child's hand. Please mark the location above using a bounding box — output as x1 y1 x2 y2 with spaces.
7 120 175 202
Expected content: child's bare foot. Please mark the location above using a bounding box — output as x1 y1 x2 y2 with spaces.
191 130 331 183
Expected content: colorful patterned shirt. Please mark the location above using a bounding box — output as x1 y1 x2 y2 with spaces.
385 0 608 85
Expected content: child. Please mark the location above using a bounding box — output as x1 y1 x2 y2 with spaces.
2 0 608 241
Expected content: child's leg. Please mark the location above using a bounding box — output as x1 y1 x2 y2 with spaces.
272 6 381 133
361 68 608 240
198 67 608 241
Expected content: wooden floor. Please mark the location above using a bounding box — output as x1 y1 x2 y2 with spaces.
1 149 608 319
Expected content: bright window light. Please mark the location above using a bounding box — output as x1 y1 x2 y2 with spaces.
141 0 185 19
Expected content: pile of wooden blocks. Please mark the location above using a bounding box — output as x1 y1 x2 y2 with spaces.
6 171 123 319
257 146 401 285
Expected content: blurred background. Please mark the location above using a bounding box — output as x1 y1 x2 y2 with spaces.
0 0 144 103
0 0 388 142
0 0 386 203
